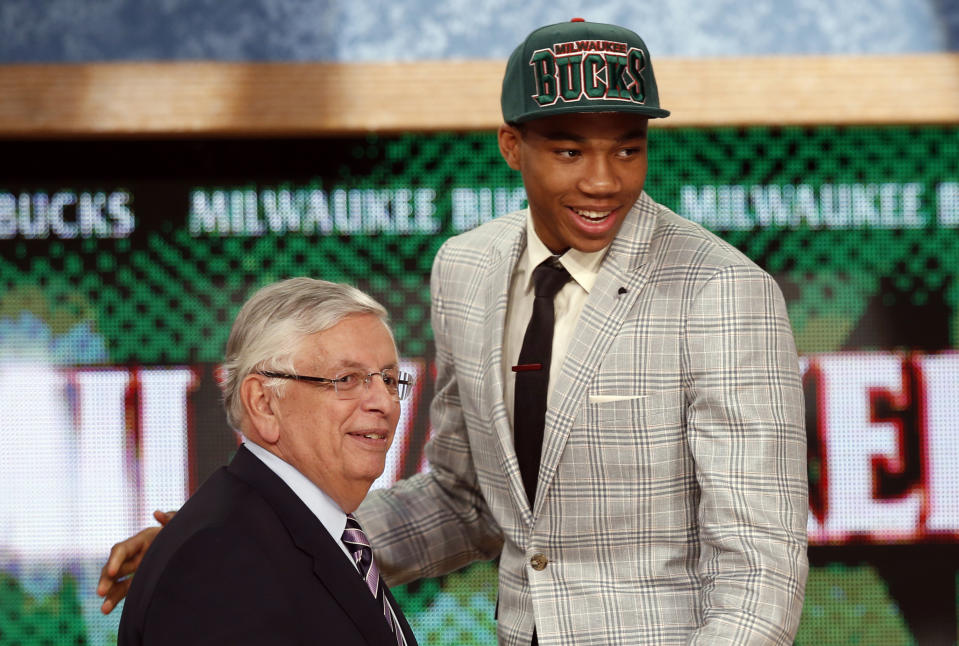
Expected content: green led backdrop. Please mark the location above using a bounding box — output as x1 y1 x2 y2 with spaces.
1 126 958 645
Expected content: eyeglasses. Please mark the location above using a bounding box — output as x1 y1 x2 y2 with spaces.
258 368 414 401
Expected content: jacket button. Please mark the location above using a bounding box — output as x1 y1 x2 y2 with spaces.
530 554 548 570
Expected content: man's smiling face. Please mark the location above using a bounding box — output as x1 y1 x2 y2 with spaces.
498 111 649 254
270 313 400 511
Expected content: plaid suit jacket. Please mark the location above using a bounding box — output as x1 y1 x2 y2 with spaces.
358 193 808 645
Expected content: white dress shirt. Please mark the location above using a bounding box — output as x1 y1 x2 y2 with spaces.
502 211 607 426
242 441 408 644
242 440 357 568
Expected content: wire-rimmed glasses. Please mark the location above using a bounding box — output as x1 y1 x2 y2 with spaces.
258 368 414 401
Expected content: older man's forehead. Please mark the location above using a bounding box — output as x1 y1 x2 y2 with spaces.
321 356 400 371
304 338 400 369
292 315 397 374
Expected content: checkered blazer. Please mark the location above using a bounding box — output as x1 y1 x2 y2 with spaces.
358 192 808 645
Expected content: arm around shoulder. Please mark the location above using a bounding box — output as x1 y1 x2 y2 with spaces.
357 242 503 585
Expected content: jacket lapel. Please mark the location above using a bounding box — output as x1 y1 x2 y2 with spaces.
533 195 658 517
478 215 534 518
228 446 406 645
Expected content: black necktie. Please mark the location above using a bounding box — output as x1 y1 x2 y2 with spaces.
513 258 572 507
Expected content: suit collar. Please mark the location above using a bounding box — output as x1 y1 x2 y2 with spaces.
228 446 417 645
607 191 658 272
533 196 657 515
479 197 659 521
480 212 538 520
241 439 349 553
534 195 657 518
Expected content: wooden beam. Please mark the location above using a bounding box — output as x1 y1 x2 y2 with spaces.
656 54 959 127
1 54 957 137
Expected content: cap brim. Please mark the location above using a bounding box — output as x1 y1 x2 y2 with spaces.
511 103 670 123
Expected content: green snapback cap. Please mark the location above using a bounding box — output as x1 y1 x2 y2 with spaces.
502 18 670 124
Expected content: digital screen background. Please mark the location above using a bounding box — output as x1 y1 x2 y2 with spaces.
1 125 957 644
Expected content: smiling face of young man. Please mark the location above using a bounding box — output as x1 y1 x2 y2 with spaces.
498 111 650 254
244 313 401 513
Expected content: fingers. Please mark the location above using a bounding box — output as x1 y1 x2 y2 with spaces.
96 526 162 597
97 551 131 598
99 577 133 615
98 545 126 586
95 512 175 614
153 509 177 526
100 532 141 581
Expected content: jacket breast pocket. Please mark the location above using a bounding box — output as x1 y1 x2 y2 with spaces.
583 389 682 432
560 390 691 502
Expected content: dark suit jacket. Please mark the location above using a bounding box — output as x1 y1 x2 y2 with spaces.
118 445 417 645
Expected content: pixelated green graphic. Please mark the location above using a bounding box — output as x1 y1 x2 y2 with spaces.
394 561 498 646
796 564 916 646
645 126 959 353
2 126 959 644
0 572 88 646
3 127 958 364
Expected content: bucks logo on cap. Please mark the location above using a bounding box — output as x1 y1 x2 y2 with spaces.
502 19 670 124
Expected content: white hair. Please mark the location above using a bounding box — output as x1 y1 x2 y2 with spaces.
220 277 390 430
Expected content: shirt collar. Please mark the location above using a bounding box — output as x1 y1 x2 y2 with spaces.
242 439 348 542
524 211 607 293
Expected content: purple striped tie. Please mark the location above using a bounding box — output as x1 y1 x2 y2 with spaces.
342 513 404 645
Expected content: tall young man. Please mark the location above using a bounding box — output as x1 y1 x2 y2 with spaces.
101 20 807 645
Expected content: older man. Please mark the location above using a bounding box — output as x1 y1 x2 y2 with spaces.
117 278 418 646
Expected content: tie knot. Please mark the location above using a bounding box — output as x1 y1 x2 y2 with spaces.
343 514 370 547
533 259 572 299
342 513 375 584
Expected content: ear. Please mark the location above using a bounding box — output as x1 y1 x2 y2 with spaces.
498 123 522 171
240 373 281 444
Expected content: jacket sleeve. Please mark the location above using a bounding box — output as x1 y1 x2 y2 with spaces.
684 264 809 645
356 241 504 586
